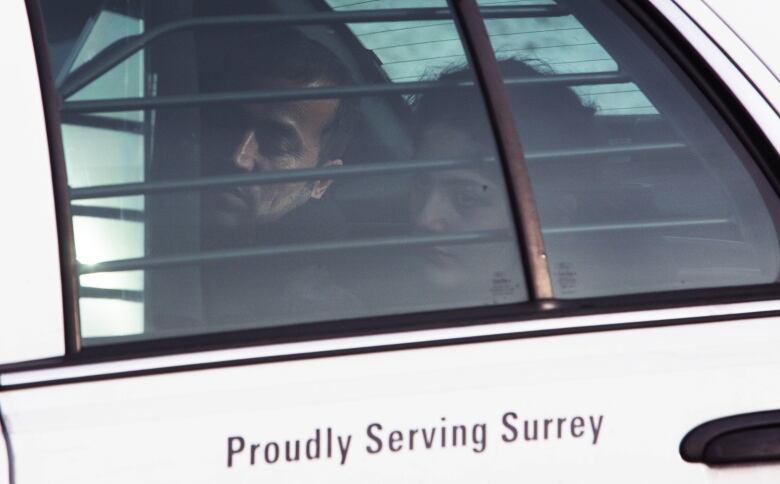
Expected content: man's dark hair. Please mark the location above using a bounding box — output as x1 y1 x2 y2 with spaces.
200 27 358 163
413 58 599 152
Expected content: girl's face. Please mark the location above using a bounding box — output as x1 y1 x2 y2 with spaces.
410 125 525 302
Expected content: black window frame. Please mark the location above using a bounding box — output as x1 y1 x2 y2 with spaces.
18 0 780 365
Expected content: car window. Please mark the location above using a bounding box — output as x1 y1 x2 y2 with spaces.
38 0 529 344
329 0 780 298
473 0 780 297
36 0 780 347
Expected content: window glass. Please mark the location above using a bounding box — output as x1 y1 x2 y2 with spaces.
334 0 654 115
44 1 147 336
477 0 780 297
39 0 528 344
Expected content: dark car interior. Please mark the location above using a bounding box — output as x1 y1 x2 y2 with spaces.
41 0 780 344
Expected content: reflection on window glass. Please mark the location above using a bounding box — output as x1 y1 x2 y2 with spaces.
46 2 147 337
349 20 466 82
39 0 780 345
335 0 655 115
327 0 462 83
482 1 780 297
40 0 528 344
480 11 656 115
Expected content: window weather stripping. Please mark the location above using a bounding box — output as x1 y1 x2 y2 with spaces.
78 230 512 274
25 0 83 354
59 72 629 114
448 0 567 301
58 5 569 99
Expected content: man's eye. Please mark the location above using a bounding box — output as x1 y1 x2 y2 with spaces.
257 136 290 158
252 126 303 159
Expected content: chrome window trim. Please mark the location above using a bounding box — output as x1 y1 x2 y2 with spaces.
3 299 780 387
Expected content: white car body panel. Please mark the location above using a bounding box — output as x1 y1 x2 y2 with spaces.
0 0 64 365
702 0 780 84
661 0 780 149
3 316 780 483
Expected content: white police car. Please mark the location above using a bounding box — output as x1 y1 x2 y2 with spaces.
2 0 780 482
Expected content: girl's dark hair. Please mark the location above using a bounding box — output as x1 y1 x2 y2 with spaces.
413 59 599 152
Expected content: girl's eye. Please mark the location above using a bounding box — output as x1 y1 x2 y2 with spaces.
454 185 490 209
454 191 482 208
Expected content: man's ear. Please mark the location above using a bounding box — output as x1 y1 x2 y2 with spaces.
311 158 343 199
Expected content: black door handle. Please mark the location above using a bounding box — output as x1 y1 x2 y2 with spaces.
680 410 780 465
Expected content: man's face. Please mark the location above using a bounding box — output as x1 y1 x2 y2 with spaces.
205 78 341 232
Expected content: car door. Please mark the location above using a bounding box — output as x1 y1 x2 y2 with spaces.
3 0 780 483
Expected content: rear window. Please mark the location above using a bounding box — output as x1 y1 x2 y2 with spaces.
36 0 780 345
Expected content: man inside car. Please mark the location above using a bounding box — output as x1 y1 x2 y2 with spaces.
197 28 360 326
200 28 357 248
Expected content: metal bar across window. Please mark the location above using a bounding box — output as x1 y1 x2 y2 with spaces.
76 216 733 278
69 141 688 200
60 72 630 114
70 205 145 222
527 141 687 161
60 113 145 134
79 287 144 302
69 158 484 200
59 5 569 99
543 218 732 235
78 230 512 274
